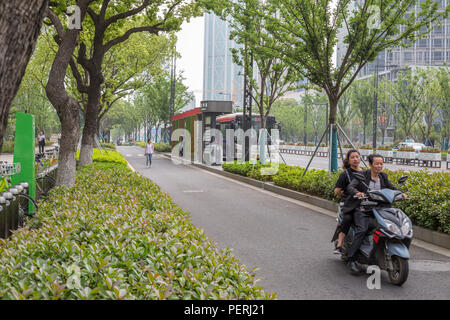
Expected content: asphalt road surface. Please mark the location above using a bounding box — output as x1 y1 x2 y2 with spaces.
119 146 450 300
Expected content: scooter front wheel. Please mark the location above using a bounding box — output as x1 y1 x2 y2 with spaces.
388 256 409 286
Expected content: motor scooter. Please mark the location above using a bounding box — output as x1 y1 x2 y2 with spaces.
331 173 412 286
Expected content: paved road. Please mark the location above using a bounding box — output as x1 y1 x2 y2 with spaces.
119 146 450 299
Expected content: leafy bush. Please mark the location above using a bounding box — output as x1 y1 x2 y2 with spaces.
135 142 171 152
154 142 171 153
420 147 440 153
1 141 14 153
0 159 274 299
384 169 450 234
100 142 116 150
222 162 450 234
76 149 128 166
134 141 146 148
376 145 393 151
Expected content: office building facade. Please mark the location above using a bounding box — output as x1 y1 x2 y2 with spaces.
202 12 244 107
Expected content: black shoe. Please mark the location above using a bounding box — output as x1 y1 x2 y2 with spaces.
333 246 343 255
347 261 360 275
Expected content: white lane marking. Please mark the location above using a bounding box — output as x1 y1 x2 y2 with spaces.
182 190 206 193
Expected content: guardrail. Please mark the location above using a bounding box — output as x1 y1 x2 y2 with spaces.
0 164 58 239
279 145 450 169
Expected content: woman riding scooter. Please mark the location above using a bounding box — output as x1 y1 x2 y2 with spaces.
345 154 408 275
333 149 363 254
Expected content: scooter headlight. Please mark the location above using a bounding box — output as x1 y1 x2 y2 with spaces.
385 221 401 236
401 218 413 237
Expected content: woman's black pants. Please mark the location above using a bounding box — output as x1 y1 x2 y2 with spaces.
347 209 372 261
39 142 45 154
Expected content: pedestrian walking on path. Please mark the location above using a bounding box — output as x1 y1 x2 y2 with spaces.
37 131 45 154
145 138 154 168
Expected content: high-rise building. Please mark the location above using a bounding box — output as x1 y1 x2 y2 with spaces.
335 0 449 144
336 0 450 78
202 13 244 107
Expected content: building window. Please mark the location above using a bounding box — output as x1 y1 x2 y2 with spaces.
417 38 429 48
404 51 413 61
416 51 423 62
432 51 443 61
432 38 443 48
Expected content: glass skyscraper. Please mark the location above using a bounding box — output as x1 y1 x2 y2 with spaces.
202 13 244 107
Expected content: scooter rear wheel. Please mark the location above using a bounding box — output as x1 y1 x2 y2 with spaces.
388 256 409 286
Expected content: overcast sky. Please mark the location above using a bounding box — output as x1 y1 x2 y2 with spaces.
175 16 205 108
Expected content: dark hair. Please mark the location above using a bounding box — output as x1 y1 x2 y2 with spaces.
147 139 151 143
343 149 360 169
368 153 384 165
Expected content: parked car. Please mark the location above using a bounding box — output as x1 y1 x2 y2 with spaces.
392 142 426 158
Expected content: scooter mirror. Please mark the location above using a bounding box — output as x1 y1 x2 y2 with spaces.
398 176 408 184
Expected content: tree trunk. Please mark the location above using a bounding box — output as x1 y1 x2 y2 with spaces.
56 107 80 186
45 1 90 186
0 0 48 152
79 100 99 166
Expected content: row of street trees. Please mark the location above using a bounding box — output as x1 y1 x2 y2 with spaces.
204 0 448 171
0 0 201 186
100 71 192 143
0 0 448 182
273 67 449 148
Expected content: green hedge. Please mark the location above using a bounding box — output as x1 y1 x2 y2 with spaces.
76 149 128 166
134 141 171 153
222 161 450 234
134 141 146 148
154 142 171 153
100 142 116 150
0 154 274 299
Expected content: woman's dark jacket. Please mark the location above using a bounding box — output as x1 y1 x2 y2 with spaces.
342 170 398 214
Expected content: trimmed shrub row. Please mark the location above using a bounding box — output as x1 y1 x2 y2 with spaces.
76 148 128 166
134 141 171 153
222 161 450 234
100 142 116 150
0 153 274 299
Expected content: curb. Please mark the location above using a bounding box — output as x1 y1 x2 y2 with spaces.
156 152 450 251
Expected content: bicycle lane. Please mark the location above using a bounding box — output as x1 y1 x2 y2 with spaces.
118 146 450 300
